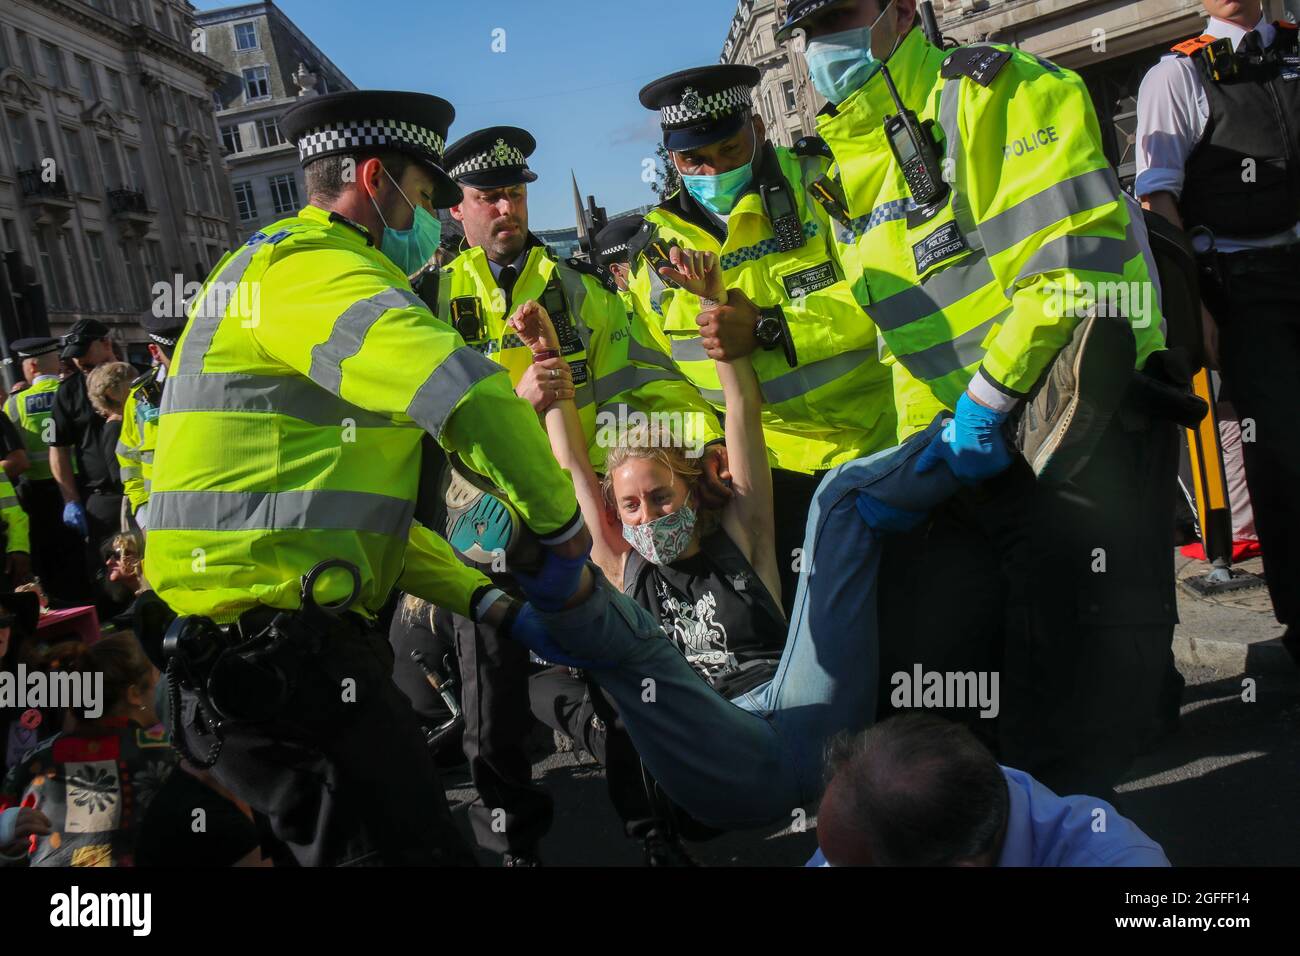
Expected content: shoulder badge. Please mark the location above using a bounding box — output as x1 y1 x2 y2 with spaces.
940 45 1013 87
793 135 833 159
1172 34 1217 57
1278 19 1299 32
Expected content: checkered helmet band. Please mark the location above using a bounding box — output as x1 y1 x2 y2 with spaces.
449 139 528 179
660 84 752 128
601 241 629 257
296 119 446 163
148 332 179 348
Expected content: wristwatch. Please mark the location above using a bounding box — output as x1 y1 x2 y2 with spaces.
754 304 798 368
755 308 783 350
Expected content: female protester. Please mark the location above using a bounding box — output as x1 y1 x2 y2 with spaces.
0 634 177 866
516 257 786 861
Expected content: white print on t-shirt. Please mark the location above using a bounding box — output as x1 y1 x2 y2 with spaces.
656 582 729 667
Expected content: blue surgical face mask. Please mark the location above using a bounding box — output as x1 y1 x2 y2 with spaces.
372 167 443 277
804 0 896 105
680 132 757 216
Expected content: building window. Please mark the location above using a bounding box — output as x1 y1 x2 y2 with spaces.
212 89 223 111
256 117 283 148
6 112 34 168
189 162 208 211
14 32 37 77
234 22 258 51
60 232 88 310
34 229 64 308
34 119 55 168
40 41 67 88
783 80 797 113
97 137 122 190
87 232 116 308
62 127 90 192
0 30 11 72
220 124 243 154
1 220 18 254
125 146 144 191
233 181 257 221
107 68 131 111
242 66 270 101
76 56 99 101
268 174 299 215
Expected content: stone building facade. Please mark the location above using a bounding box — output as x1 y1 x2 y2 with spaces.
721 0 823 148
0 0 236 365
194 1 354 243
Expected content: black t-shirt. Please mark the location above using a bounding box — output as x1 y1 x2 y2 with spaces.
100 418 123 491
627 528 787 687
52 373 111 489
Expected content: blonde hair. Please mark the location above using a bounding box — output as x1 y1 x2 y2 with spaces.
87 361 135 417
600 421 717 538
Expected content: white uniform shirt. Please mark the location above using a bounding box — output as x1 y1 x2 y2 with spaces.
1135 14 1300 252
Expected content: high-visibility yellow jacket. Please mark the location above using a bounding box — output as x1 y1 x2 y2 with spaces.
5 376 65 483
117 371 162 514
144 205 580 623
817 29 1166 417
0 472 28 555
436 237 722 469
628 142 928 472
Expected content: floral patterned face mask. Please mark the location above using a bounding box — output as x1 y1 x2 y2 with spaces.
622 503 698 566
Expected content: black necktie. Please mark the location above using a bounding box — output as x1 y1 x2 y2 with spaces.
1240 29 1264 57
497 265 518 311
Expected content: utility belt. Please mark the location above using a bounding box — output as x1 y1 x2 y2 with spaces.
160 559 372 768
1194 233 1300 294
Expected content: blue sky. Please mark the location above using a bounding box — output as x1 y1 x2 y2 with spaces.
197 0 741 230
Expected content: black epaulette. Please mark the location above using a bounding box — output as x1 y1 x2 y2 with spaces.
940 44 1013 86
129 369 156 392
565 256 618 295
793 135 833 159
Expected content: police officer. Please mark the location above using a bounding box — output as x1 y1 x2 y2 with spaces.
50 319 128 580
776 0 1183 797
3 340 73 598
633 65 933 605
116 313 186 530
594 212 644 300
5 337 91 604
1136 0 1300 665
143 91 595 866
434 126 721 864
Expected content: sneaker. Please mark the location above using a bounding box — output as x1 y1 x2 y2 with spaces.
445 468 521 565
1014 310 1136 483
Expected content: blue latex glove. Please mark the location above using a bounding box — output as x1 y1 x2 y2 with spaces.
62 501 88 538
512 546 590 612
855 493 928 534
915 392 1012 484
508 602 605 669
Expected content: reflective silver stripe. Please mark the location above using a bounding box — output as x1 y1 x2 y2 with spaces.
140 450 154 464
978 168 1122 257
575 383 596 409
0 496 19 509
670 336 710 363
936 76 984 253
164 372 395 430
594 366 683 403
175 245 258 376
4 396 16 420
309 287 426 396
406 346 503 440
27 449 49 462
142 479 151 495
866 252 996 332
897 310 1008 381
759 348 877 404
1006 234 1129 294
626 337 677 371
150 489 415 535
116 440 143 462
120 465 142 480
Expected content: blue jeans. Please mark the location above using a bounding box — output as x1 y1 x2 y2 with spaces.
532 418 960 829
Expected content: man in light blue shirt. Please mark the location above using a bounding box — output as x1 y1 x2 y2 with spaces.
808 714 1169 867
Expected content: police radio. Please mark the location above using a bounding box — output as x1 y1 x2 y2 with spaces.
760 180 803 251
880 65 949 208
